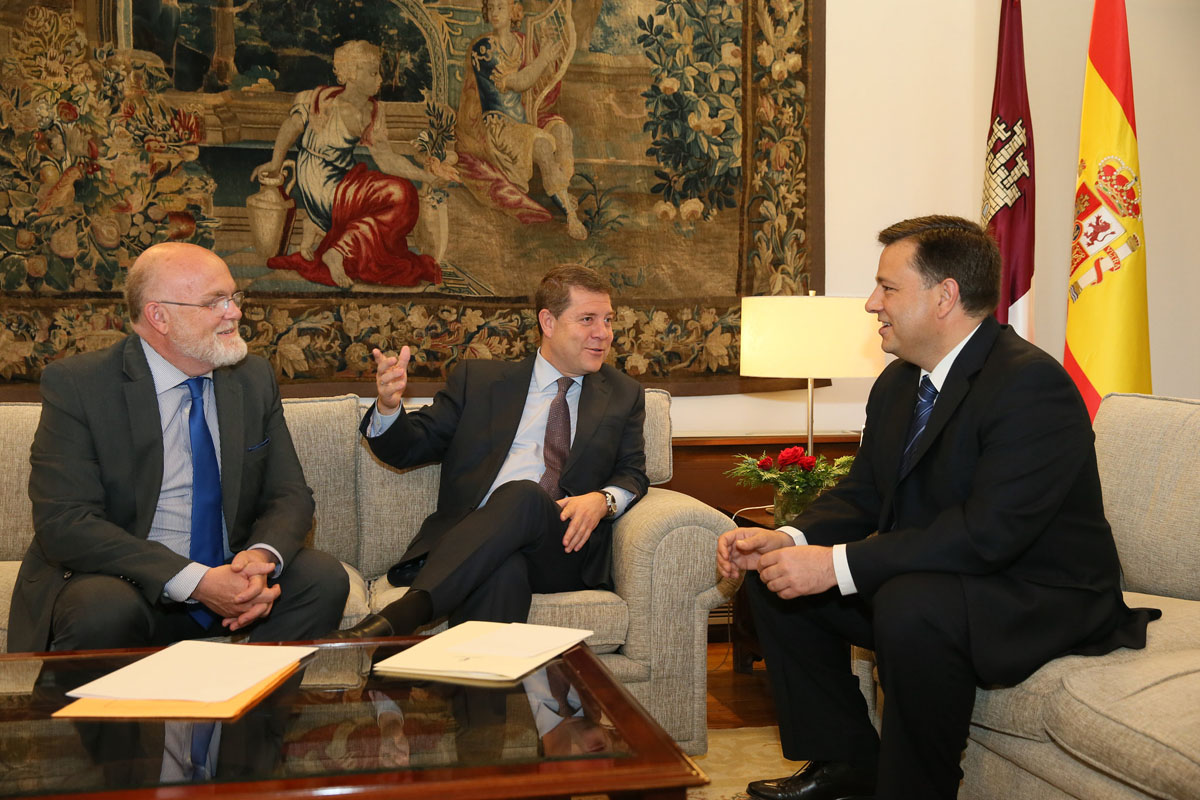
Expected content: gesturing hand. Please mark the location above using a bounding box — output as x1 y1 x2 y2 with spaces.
372 346 411 415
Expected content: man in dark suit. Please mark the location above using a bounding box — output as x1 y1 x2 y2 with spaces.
337 265 648 638
718 216 1157 800
8 242 348 652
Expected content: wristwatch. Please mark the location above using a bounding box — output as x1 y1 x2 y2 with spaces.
601 490 618 518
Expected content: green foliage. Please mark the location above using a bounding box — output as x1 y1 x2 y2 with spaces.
726 448 854 497
0 7 217 294
745 1 812 294
574 173 629 237
637 0 742 222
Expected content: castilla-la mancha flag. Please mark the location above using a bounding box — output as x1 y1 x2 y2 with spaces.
1064 0 1151 419
981 0 1035 340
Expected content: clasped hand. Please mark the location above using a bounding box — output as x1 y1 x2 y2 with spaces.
192 548 280 631
716 527 837 599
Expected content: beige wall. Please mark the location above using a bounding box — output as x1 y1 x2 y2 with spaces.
672 0 1199 437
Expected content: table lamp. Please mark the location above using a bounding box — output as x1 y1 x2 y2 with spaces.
740 294 887 455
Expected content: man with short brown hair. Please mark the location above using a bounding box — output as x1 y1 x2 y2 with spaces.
338 264 648 638
719 216 1157 800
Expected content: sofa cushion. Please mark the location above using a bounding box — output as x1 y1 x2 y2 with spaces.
281 396 363 566
368 579 628 654
0 560 20 652
338 562 372 628
971 592 1199 742
1045 648 1200 800
643 388 672 485
0 403 39 562
1094 394 1200 600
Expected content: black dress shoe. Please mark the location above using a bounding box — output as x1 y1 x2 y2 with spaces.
327 614 395 640
747 760 876 800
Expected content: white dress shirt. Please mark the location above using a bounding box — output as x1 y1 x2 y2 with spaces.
140 341 282 604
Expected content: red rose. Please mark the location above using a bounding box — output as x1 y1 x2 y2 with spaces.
797 455 817 471
777 446 806 467
757 456 773 469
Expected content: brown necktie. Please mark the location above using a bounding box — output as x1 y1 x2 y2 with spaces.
539 377 573 500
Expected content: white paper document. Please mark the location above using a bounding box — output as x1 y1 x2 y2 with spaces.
373 621 591 682
67 640 317 703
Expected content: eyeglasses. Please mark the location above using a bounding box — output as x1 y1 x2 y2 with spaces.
154 292 245 313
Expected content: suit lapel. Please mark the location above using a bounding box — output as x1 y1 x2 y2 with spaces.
895 317 1001 482
214 368 244 531
122 337 164 538
564 369 612 477
480 357 535 492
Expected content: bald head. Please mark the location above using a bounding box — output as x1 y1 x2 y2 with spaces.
126 243 248 376
125 243 226 324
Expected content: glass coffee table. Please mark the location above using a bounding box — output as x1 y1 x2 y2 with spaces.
0 638 706 799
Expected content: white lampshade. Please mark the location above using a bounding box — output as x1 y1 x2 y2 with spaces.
740 295 886 379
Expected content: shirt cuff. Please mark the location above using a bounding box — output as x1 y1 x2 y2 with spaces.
248 544 284 578
367 405 402 437
165 562 209 603
602 486 635 518
832 544 859 595
779 525 806 546
777 529 858 595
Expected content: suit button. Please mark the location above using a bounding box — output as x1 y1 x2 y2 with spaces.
62 570 72 580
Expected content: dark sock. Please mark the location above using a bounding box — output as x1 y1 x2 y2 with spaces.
377 589 432 635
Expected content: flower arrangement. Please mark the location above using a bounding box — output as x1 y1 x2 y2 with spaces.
726 446 853 524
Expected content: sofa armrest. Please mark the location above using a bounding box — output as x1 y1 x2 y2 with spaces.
611 487 738 664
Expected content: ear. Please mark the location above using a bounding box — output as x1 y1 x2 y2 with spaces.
936 278 961 319
143 302 171 336
537 308 556 339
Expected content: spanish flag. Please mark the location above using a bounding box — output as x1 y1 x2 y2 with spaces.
1064 0 1151 419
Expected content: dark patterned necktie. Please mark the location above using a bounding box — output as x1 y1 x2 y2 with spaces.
899 375 938 475
184 377 222 629
538 377 573 500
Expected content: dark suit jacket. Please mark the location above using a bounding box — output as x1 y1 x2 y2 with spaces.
794 317 1153 684
8 335 315 652
360 355 649 589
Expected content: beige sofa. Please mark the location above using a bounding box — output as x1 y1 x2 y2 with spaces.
0 389 737 755
852 393 1200 799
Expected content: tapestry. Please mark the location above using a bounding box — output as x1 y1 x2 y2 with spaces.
0 0 820 388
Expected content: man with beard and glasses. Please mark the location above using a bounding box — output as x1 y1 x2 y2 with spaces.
8 242 349 653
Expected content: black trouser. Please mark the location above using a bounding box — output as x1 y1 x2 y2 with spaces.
408 480 600 626
49 546 349 649
745 570 977 800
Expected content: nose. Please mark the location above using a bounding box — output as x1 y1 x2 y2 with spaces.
864 287 882 314
226 302 243 321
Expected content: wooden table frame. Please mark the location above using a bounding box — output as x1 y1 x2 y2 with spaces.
0 642 707 800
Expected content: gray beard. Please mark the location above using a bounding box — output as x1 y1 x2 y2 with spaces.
178 330 248 369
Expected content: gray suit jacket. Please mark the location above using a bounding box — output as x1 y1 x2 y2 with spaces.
360 355 649 588
8 335 314 652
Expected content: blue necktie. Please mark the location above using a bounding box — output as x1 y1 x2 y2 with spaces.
190 720 215 781
185 377 222 629
899 376 938 475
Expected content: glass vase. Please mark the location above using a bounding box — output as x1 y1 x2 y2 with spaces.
772 487 822 528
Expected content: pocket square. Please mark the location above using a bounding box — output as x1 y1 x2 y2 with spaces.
247 437 271 452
